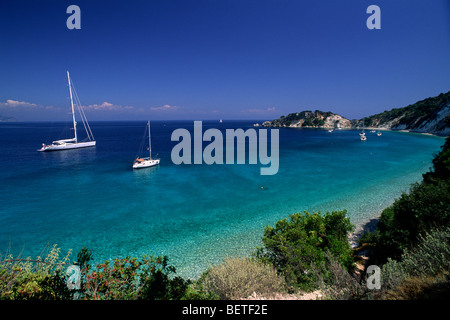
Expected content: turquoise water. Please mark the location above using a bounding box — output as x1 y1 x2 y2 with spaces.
0 121 445 278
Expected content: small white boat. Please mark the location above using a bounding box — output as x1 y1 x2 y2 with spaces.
328 129 334 132
38 71 95 152
377 130 382 136
133 121 160 169
360 119 367 141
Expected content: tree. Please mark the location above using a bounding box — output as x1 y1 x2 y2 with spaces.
256 210 354 290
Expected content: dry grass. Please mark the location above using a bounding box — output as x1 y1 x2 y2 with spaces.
200 257 286 300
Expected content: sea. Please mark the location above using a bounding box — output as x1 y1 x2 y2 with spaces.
0 120 445 278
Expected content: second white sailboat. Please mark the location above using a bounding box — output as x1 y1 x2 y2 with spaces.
133 121 160 169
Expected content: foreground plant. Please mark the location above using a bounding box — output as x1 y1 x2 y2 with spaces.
256 210 354 291
76 249 189 300
0 244 73 300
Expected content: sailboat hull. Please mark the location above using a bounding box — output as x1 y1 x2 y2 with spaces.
133 158 160 169
38 141 96 152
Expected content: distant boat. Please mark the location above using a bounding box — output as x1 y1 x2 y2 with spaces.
328 129 334 132
133 121 160 169
360 119 367 141
38 71 96 152
377 130 382 136
219 119 223 123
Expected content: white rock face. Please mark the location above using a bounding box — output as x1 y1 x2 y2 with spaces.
323 114 352 128
414 103 450 135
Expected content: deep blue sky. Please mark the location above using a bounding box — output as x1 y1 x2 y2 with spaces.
1 0 449 121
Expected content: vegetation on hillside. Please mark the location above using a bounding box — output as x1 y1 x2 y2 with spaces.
255 210 354 291
268 110 335 127
365 91 450 129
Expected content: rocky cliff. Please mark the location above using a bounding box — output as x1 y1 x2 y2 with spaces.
262 110 352 129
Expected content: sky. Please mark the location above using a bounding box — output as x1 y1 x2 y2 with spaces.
0 0 449 121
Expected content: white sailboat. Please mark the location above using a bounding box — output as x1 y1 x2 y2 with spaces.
38 71 95 152
133 121 160 169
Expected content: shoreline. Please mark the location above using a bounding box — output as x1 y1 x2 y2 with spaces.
262 124 447 138
367 127 445 138
349 217 379 248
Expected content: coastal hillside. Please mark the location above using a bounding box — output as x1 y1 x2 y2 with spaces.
262 91 450 136
364 91 450 135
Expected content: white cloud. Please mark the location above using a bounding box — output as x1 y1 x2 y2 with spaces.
83 101 134 111
242 107 279 114
150 104 179 111
0 99 38 108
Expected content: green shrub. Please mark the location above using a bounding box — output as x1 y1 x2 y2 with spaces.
0 245 191 300
256 210 354 290
423 136 450 183
0 244 73 300
78 253 189 300
200 257 286 300
377 227 450 299
381 227 450 286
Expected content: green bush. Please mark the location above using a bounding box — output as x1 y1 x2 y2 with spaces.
199 257 286 300
377 227 450 299
78 253 189 300
0 245 192 300
256 210 354 290
381 227 450 287
423 135 450 183
0 244 73 300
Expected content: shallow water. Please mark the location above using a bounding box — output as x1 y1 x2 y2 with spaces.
0 121 444 278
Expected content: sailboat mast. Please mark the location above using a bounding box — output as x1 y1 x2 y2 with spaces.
67 71 77 143
148 121 151 159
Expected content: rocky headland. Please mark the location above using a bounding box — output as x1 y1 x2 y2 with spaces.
259 91 450 136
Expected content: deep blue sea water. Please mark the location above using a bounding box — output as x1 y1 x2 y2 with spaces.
0 121 445 278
